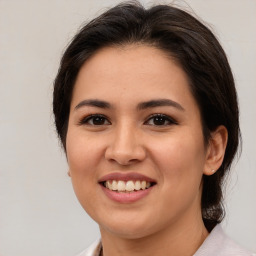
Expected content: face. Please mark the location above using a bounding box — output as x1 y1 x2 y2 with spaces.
66 45 210 239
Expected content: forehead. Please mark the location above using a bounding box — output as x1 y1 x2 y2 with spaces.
77 44 184 83
71 44 196 111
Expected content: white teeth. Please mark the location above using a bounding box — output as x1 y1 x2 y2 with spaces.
112 180 118 191
106 181 112 190
125 181 135 192
117 181 126 192
141 181 146 190
134 180 141 190
104 180 153 192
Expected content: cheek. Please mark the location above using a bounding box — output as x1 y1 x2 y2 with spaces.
150 135 205 219
66 130 102 216
66 130 99 196
66 130 103 173
150 132 206 188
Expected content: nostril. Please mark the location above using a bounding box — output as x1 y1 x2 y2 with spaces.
106 154 141 166
104 139 146 165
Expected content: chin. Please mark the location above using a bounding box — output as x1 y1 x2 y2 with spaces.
98 214 159 239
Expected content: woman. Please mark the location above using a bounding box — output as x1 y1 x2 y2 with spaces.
53 1 255 256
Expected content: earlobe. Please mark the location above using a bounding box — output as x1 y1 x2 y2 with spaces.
68 170 71 177
204 125 228 176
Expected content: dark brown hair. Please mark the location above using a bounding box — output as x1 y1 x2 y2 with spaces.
53 1 240 231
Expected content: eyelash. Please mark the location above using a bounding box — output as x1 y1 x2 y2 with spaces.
145 114 178 126
78 114 178 126
78 114 110 126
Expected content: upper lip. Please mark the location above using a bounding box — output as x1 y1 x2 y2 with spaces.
98 172 157 183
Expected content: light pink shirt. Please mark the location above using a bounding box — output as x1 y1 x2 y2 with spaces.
77 224 255 256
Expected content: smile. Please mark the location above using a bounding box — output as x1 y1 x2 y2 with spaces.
99 172 157 203
103 180 154 192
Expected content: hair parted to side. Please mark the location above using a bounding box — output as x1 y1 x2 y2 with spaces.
53 1 240 231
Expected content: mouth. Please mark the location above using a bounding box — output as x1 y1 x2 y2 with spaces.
98 172 157 202
100 180 156 193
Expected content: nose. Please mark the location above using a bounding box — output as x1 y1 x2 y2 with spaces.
105 123 146 166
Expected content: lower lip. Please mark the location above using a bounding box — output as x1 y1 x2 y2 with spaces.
100 185 155 203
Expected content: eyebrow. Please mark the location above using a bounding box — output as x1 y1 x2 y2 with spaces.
75 99 111 110
75 98 185 111
137 99 185 111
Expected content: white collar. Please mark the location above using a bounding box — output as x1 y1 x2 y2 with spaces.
77 224 254 256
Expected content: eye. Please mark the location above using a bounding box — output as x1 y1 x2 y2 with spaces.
145 114 178 126
79 114 111 126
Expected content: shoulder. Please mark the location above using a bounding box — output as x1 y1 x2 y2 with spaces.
76 226 256 256
76 239 101 256
195 224 255 256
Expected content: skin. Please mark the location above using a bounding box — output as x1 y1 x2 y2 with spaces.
66 45 227 256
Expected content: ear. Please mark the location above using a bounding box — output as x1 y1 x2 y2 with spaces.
203 125 228 176
67 170 71 177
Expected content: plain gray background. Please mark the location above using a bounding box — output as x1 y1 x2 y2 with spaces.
0 0 255 255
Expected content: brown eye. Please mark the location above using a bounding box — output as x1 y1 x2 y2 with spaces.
79 115 111 126
145 114 178 126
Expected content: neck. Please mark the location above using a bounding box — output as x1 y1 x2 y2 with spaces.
99 211 208 256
